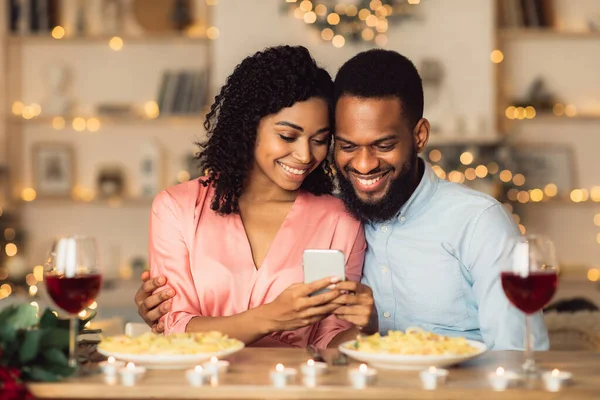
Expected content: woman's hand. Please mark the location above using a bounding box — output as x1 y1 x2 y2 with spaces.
330 281 377 332
261 276 343 332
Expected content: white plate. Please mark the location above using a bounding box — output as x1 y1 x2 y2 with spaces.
97 342 245 370
339 339 487 370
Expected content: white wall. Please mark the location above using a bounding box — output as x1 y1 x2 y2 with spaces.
16 0 497 276
503 0 600 267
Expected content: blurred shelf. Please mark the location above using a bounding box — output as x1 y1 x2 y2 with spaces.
7 33 210 45
516 199 600 207
20 197 154 208
510 113 600 122
9 115 205 127
427 134 503 147
500 29 600 40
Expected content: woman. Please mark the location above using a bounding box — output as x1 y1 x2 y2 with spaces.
146 46 374 349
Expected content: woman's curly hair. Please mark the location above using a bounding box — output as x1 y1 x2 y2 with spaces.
197 45 335 215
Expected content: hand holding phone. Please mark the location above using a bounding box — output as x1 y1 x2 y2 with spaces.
303 249 345 296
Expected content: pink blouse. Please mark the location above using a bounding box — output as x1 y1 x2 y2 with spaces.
149 179 365 349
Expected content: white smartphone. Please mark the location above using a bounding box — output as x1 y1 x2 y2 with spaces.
302 249 346 296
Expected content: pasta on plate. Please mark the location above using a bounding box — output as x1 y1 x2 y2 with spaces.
346 327 479 356
98 331 243 355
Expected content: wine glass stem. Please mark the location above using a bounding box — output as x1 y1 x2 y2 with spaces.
523 314 535 373
68 314 78 368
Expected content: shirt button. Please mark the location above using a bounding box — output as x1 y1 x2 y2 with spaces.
381 266 388 274
400 216 406 222
380 225 388 232
383 311 391 318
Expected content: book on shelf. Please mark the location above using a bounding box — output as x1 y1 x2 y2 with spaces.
157 70 207 116
500 0 555 29
9 0 60 34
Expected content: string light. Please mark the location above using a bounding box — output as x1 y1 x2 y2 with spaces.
366 14 378 27
294 8 305 19
5 243 18 257
464 168 476 181
314 4 327 16
361 28 375 41
431 165 446 180
428 149 442 163
29 285 38 296
300 0 313 11
518 224 526 234
332 35 345 48
517 191 530 203
591 186 600 202
33 265 44 282
530 189 543 202
52 116 66 130
448 171 465 184
21 188 37 202
12 101 24 115
327 13 341 25
553 103 565 116
108 36 124 51
87 117 101 132
459 151 474 165
499 170 513 183
507 189 519 201
89 302 98 310
475 165 488 178
565 104 577 117
593 213 600 227
487 162 499 175
144 101 160 119
512 173 526 186
370 0 383 10
408 0 420 3
177 170 191 183
51 26 65 39
321 28 334 40
503 203 513 213
346 5 358 16
570 189 583 203
490 50 504 63
544 183 558 197
375 34 388 46
588 268 600 282
512 214 520 224
4 228 16 241
304 11 317 23
358 9 371 20
206 27 220 40
597 233 600 244
72 117 86 132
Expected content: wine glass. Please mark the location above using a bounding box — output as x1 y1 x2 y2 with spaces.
44 236 103 371
500 234 558 374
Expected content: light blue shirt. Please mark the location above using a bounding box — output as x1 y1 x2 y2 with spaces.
361 158 549 350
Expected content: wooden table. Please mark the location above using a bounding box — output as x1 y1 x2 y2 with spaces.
28 348 600 399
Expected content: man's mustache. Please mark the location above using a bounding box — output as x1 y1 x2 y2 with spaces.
343 166 394 176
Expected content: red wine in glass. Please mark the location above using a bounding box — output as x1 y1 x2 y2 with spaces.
500 271 558 314
45 274 102 314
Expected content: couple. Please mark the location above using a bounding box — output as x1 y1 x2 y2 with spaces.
135 46 549 350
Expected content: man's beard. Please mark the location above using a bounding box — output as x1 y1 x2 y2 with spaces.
336 151 420 224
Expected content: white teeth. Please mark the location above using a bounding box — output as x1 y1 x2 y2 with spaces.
357 176 382 186
278 162 308 175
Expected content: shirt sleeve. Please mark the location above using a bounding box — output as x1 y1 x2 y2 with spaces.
149 190 201 334
310 224 366 349
464 203 549 350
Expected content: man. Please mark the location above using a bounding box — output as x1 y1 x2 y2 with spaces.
135 49 548 350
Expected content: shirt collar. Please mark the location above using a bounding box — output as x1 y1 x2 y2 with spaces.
396 157 439 222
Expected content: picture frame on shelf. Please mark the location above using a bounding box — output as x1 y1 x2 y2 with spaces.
510 144 577 196
32 143 75 197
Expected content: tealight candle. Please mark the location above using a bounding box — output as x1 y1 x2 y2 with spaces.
300 359 327 387
119 362 146 387
99 356 125 382
202 356 230 376
419 366 447 390
269 363 297 388
186 365 212 387
488 367 509 391
300 359 328 377
542 369 572 392
348 363 377 389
